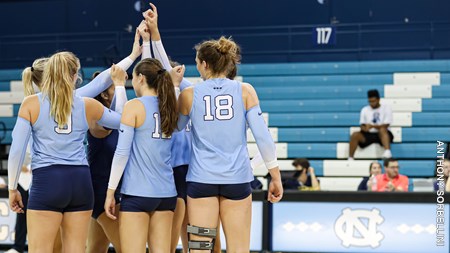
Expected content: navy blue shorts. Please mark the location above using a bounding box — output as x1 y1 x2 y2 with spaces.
92 193 121 219
91 178 121 219
173 165 188 201
28 165 94 213
120 195 177 212
187 182 252 200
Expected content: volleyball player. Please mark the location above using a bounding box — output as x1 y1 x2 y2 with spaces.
105 58 185 253
8 51 123 253
85 28 142 253
141 6 194 252
176 37 283 252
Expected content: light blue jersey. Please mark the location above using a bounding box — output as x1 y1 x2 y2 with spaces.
170 121 192 168
120 96 177 198
31 93 89 170
187 78 253 184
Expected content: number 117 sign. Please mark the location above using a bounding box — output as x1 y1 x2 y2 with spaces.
313 27 336 45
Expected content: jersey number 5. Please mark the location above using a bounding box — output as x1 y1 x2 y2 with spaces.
54 117 72 134
203 95 234 121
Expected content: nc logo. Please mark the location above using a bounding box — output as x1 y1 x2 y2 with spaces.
335 208 384 248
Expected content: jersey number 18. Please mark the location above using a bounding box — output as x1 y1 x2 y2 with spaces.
203 95 234 121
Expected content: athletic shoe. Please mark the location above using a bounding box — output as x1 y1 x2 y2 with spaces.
382 150 392 159
5 249 20 253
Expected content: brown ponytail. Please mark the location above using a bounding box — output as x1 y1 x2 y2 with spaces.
21 57 49 96
195 36 241 77
134 58 178 136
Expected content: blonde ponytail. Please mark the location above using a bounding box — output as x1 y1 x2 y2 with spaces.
21 57 49 96
40 52 80 128
21 67 34 96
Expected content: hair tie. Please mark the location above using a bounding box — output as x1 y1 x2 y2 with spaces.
157 69 166 75
30 67 34 72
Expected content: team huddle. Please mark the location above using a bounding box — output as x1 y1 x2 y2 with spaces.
7 4 283 253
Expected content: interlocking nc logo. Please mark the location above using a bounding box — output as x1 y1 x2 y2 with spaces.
335 208 384 248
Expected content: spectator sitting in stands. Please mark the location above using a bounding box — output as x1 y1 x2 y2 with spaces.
349 89 393 160
357 161 382 191
283 158 320 191
434 158 449 191
372 158 409 192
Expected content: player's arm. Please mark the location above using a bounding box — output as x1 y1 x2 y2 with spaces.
8 95 38 212
371 124 390 130
309 167 320 190
243 83 282 203
136 20 151 60
359 108 371 132
105 100 140 219
177 87 193 131
109 64 128 114
8 96 35 191
144 3 193 91
76 29 140 98
396 176 409 192
84 98 122 130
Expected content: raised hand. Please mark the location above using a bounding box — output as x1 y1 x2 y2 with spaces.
137 20 150 42
170 65 186 87
130 28 143 60
143 3 160 40
111 64 128 87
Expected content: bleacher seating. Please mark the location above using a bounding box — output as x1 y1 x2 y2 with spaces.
0 59 448 192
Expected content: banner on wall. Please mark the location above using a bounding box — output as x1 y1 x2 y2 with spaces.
273 202 449 253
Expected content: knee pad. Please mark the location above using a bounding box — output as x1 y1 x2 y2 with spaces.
187 225 217 252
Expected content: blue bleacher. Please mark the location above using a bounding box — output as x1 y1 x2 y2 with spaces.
261 99 366 113
245 74 392 87
269 113 360 127
413 113 450 126
0 81 11 91
432 86 450 97
402 128 450 142
0 69 23 82
287 143 436 159
0 130 12 145
0 117 17 130
256 85 386 100
422 99 450 112
278 127 450 143
234 60 450 76
278 128 350 142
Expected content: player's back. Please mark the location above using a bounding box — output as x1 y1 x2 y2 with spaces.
87 130 119 185
31 93 89 170
188 78 253 184
120 96 177 198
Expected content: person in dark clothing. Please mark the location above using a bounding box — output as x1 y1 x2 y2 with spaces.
357 161 382 191
283 158 320 191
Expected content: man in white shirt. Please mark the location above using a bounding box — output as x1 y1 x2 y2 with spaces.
349 89 393 160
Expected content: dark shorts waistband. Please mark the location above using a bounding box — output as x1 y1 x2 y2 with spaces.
187 182 252 200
